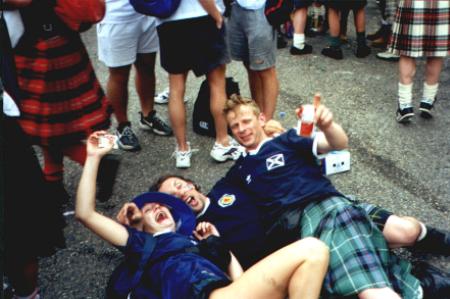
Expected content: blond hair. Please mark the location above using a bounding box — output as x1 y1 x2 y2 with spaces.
224 94 260 116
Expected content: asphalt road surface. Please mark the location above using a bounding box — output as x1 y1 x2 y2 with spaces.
34 2 449 298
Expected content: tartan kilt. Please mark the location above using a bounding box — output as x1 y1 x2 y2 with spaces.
389 0 450 57
14 34 112 146
300 196 422 298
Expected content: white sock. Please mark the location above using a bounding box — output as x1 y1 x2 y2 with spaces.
398 82 413 109
417 222 427 241
293 33 305 50
422 82 438 104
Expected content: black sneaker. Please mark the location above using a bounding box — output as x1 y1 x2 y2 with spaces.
321 46 343 60
419 98 436 119
139 111 173 136
412 262 450 299
355 44 371 58
116 125 141 151
277 33 287 49
414 227 450 256
396 106 414 123
290 44 313 55
97 154 120 202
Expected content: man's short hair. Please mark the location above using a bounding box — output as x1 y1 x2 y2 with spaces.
224 94 260 116
149 174 201 193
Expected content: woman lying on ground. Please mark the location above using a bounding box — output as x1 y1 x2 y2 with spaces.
75 131 330 299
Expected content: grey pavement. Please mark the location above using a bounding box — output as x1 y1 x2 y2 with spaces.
37 3 449 298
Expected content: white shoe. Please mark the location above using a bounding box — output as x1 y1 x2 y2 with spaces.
210 140 243 162
376 50 399 62
154 88 188 104
173 143 194 168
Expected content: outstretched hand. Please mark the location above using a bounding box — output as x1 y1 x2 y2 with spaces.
86 131 115 158
193 222 220 240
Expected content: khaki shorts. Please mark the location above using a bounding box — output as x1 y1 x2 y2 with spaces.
97 16 159 67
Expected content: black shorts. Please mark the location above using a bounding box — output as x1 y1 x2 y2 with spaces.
157 16 230 77
293 0 314 9
321 0 367 10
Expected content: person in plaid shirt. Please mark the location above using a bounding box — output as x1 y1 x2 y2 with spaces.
389 0 450 123
222 94 450 298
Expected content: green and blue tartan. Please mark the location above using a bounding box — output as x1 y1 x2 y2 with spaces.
300 196 422 298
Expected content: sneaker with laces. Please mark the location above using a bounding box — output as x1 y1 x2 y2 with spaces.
210 141 243 162
376 50 400 62
173 143 193 168
139 111 173 136
396 105 414 123
321 46 343 60
154 88 188 104
116 125 141 151
419 98 436 119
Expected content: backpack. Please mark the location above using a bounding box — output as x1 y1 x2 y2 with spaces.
193 77 240 138
264 0 294 27
129 0 182 18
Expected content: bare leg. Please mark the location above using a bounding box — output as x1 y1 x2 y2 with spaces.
168 72 188 151
358 288 401 299
399 56 416 84
258 66 279 120
383 216 421 248
207 64 229 146
425 57 444 85
354 7 366 33
245 64 264 110
210 238 329 299
292 8 307 34
107 65 132 124
328 8 340 37
134 52 157 116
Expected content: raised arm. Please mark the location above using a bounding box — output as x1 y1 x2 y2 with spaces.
76 131 129 246
314 105 348 154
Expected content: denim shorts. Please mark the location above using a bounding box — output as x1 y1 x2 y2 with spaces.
227 4 276 71
157 16 230 77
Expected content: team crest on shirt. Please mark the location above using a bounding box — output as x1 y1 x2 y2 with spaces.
218 194 236 207
266 153 285 171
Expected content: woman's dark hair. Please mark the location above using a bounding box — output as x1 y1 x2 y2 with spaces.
148 174 201 193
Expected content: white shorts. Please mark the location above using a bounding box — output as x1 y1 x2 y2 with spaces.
97 17 159 67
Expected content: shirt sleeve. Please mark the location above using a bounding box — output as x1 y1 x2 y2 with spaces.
283 129 315 155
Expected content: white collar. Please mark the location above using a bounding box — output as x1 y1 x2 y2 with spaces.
246 138 272 156
196 197 211 218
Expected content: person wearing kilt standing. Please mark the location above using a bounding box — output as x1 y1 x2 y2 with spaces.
389 0 450 123
12 0 112 198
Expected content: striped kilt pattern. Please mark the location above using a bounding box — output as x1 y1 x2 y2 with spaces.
14 34 112 146
389 0 450 57
300 196 422 298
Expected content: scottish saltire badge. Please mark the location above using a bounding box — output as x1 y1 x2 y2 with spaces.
218 194 236 207
266 153 285 171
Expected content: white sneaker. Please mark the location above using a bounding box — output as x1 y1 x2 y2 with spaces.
210 140 243 162
173 143 194 168
154 88 188 104
376 50 400 62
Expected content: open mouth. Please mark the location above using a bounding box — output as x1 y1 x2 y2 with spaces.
155 211 168 223
184 196 196 207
